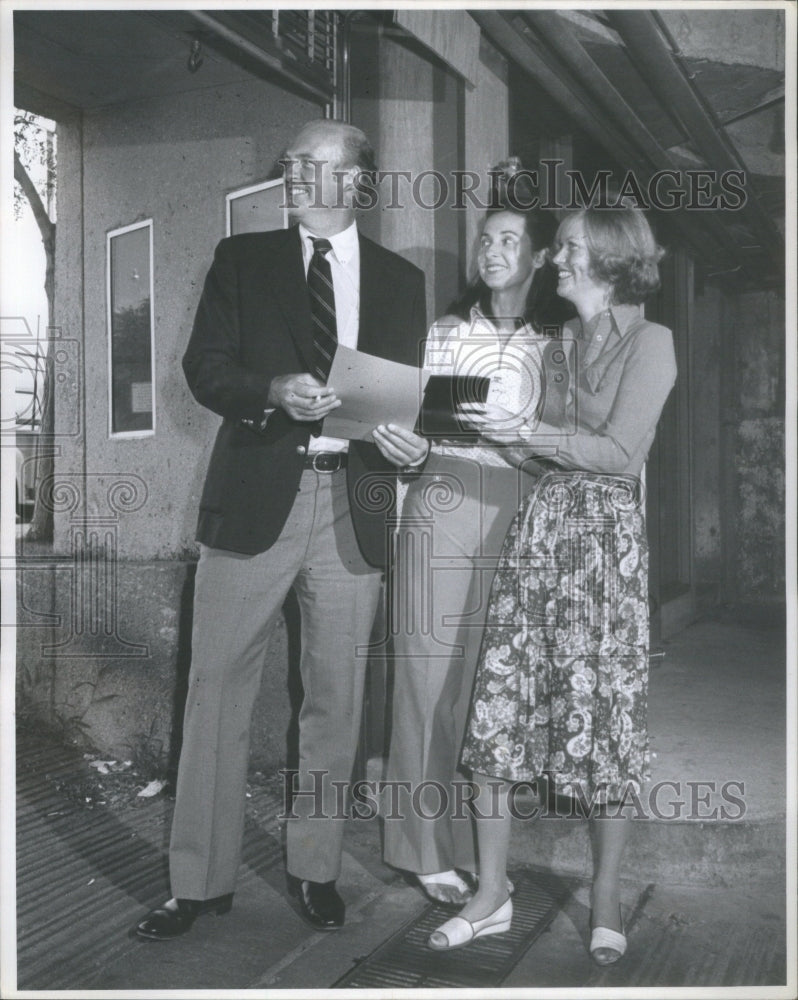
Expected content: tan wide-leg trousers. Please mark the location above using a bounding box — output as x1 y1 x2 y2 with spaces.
169 468 382 898
384 454 535 876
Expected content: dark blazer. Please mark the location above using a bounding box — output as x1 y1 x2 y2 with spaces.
183 225 427 565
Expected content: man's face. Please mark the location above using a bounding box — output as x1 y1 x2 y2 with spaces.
283 123 354 222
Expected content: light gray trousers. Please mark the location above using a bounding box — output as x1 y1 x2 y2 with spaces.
169 468 382 898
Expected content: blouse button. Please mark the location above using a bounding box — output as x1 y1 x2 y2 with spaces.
296 445 307 455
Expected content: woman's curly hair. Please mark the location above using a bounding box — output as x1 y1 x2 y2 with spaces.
578 207 665 305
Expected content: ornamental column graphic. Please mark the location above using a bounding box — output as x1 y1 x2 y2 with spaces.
39 473 149 658
353 467 475 660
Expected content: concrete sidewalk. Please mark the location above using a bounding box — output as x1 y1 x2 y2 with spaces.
10 612 793 995
506 611 788 886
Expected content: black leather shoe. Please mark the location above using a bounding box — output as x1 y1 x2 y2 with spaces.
136 894 233 940
297 880 345 930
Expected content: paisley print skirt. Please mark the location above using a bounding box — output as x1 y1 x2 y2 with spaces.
460 472 650 803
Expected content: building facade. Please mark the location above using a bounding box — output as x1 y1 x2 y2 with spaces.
11 8 789 770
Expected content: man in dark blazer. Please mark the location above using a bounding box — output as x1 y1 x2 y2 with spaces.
137 119 429 939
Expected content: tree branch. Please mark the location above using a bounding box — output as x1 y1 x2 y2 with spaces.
14 148 55 251
14 143 57 541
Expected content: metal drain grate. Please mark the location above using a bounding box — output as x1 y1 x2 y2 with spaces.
15 734 287 990
333 869 572 988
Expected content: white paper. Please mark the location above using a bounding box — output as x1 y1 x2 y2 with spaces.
321 344 431 441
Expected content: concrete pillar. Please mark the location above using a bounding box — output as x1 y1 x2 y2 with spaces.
52 112 85 556
351 24 452 323
463 36 509 275
351 22 510 326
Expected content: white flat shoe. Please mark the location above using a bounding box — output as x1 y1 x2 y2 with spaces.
590 924 627 965
428 898 512 951
417 870 472 905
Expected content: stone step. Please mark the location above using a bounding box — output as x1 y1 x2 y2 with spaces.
365 756 785 887
507 811 785 888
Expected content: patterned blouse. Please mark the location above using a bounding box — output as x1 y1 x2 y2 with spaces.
424 305 549 468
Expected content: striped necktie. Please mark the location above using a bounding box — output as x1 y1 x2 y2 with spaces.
307 237 338 382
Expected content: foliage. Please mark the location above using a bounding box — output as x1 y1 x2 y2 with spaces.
14 108 57 540
123 719 170 781
14 110 56 221
16 690 93 749
112 301 153 362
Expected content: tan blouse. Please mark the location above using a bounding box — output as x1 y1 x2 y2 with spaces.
527 303 677 477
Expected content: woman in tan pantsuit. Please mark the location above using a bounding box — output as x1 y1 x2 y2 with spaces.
384 200 572 905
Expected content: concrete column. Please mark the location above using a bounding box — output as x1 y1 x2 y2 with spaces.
463 36 509 276
351 25 438 322
52 112 86 556
352 23 510 326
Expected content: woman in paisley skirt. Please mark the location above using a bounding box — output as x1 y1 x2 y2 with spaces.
428 206 677 962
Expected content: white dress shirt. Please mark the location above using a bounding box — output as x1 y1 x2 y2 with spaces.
299 221 360 453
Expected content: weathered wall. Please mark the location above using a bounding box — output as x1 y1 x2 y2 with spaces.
16 554 296 771
731 289 785 601
692 283 723 586
658 9 785 70
691 281 785 604
51 110 85 544
53 78 320 560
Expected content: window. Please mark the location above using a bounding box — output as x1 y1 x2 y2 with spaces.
107 220 154 437
226 178 287 236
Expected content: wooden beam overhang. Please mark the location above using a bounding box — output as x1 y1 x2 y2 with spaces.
471 11 651 175
473 9 783 286
143 9 338 107
518 10 748 266
186 10 335 105
471 10 733 268
608 10 784 274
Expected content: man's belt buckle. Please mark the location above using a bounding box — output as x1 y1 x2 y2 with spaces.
310 452 345 473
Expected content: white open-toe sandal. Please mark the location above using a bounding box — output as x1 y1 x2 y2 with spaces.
427 898 512 950
589 919 627 965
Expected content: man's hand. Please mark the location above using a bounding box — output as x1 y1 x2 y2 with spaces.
372 424 430 468
268 373 341 422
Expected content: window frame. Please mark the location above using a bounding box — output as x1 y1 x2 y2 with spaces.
106 219 156 439
225 178 288 237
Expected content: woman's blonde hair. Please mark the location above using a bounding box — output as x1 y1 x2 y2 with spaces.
575 207 665 305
